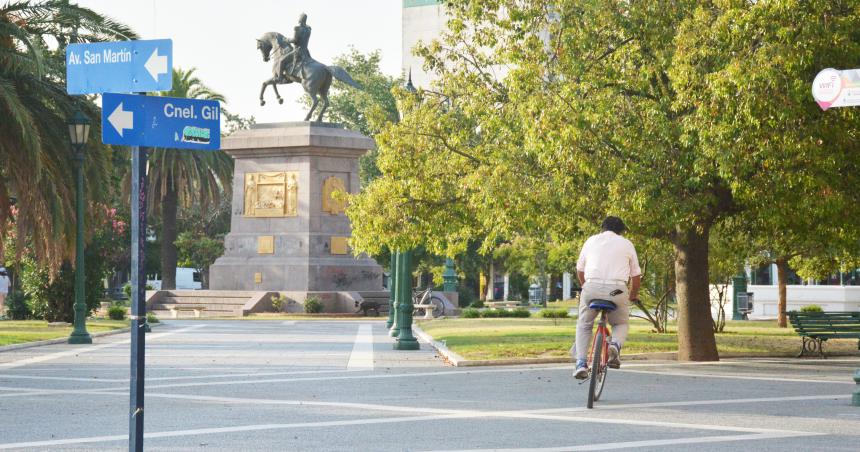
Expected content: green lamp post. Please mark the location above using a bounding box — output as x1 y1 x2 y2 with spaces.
731 272 747 321
68 110 92 345
443 258 457 293
394 249 420 350
387 252 398 332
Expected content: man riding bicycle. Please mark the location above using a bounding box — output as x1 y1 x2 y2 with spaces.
573 216 641 379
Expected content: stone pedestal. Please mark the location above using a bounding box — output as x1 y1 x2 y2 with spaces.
209 122 383 296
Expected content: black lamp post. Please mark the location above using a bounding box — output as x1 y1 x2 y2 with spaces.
68 109 92 344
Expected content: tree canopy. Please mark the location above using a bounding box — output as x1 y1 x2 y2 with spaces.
348 0 860 360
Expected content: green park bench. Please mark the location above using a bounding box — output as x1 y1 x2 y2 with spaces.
788 311 860 358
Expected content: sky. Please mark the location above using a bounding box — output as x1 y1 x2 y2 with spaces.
76 0 403 123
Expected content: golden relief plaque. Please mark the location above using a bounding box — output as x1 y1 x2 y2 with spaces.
330 236 349 255
257 236 274 254
322 176 348 215
244 172 298 217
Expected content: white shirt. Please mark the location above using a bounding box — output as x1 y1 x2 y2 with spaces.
0 275 9 294
576 231 641 281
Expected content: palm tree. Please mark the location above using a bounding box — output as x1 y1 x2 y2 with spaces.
0 0 135 270
148 68 232 290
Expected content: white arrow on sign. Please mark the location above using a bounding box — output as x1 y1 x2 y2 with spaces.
108 102 134 137
144 48 168 81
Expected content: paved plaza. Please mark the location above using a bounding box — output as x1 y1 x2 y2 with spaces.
0 320 858 451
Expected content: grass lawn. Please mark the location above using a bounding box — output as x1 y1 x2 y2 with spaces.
0 319 129 347
417 318 860 360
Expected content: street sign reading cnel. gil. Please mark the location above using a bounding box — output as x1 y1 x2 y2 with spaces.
101 93 221 150
66 39 172 95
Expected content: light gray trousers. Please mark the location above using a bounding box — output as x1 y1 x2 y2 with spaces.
571 281 630 361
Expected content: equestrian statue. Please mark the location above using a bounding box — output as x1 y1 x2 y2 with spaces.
256 13 361 122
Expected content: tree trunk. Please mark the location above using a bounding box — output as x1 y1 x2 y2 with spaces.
160 183 178 290
776 257 788 328
202 268 210 290
673 227 720 361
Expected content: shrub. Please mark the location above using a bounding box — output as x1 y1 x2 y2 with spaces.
5 290 32 320
146 312 159 323
478 308 531 318
461 308 480 318
538 308 569 319
481 308 502 318
800 304 824 313
304 295 323 314
270 293 287 312
510 308 531 318
123 282 155 300
108 305 126 321
469 299 485 308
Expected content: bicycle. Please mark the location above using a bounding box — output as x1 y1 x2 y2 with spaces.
582 298 620 409
412 285 445 318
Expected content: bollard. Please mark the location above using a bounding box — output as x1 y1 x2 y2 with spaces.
853 369 860 407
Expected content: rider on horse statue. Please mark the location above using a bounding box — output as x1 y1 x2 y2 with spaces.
282 13 311 83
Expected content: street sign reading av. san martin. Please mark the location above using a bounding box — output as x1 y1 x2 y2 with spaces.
101 93 221 150
66 39 172 95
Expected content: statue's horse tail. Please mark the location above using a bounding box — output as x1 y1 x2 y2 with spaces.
327 66 362 90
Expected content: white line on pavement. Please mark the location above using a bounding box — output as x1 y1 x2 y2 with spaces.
421 431 818 452
347 324 374 370
526 394 851 414
0 394 820 450
282 321 296 325
0 325 205 370
0 413 472 450
133 391 849 419
616 368 854 385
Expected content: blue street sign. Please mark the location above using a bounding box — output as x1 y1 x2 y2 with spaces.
66 39 173 94
101 93 221 150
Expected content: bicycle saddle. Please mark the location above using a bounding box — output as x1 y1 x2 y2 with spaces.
588 299 617 311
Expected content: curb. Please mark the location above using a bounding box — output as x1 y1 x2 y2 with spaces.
0 322 162 353
412 326 466 366
412 328 843 367
413 326 682 367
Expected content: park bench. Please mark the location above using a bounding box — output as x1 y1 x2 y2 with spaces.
486 301 521 310
788 311 860 357
167 306 206 319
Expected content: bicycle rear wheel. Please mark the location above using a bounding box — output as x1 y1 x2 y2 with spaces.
593 360 607 401
429 296 445 318
587 330 604 409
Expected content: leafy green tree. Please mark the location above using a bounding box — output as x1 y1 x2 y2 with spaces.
143 68 232 290
0 0 134 270
348 0 860 361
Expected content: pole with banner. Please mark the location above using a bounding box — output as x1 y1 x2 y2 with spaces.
811 68 860 407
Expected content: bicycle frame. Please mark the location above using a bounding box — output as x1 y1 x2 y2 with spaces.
586 307 613 409
588 310 611 372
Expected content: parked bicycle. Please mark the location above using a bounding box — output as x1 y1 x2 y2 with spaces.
413 285 445 318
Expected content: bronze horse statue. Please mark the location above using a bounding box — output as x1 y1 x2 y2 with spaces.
256 31 361 122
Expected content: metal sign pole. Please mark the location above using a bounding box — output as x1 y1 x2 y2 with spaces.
129 143 148 452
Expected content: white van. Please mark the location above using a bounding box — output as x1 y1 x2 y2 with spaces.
146 267 202 290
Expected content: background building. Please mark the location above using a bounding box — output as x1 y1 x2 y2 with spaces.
402 0 447 86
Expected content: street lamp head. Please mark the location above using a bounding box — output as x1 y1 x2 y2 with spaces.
67 109 91 149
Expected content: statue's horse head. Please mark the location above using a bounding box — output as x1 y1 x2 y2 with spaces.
256 32 290 63
256 38 273 63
